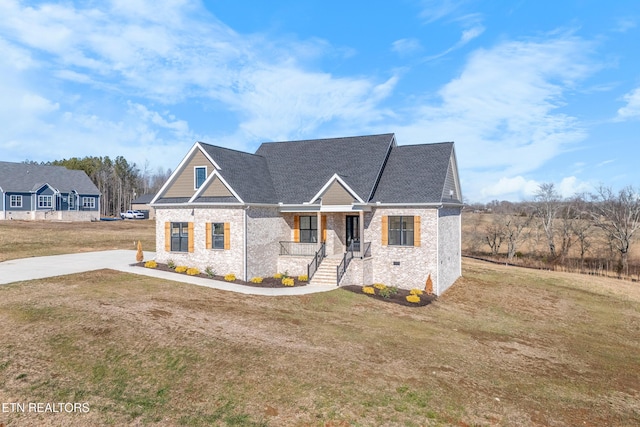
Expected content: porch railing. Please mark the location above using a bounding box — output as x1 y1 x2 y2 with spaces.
307 243 326 280
337 241 372 285
279 241 319 256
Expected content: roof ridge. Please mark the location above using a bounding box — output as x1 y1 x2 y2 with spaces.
259 133 395 145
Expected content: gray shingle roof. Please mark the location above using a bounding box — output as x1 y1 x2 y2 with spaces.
132 193 155 204
371 142 457 204
255 134 395 204
199 144 277 204
157 133 460 206
0 161 100 195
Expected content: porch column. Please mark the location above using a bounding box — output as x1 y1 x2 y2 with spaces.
359 210 364 253
317 211 322 248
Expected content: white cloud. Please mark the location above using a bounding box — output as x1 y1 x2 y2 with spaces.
480 176 540 200
557 176 592 198
0 0 397 168
392 38 422 56
616 87 640 120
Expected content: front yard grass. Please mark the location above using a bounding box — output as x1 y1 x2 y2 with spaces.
0 220 155 262
0 259 639 426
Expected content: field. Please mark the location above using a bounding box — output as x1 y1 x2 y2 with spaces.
0 221 639 426
0 220 155 262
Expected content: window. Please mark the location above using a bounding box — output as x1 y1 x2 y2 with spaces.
38 195 52 209
212 222 225 249
299 215 318 243
388 216 414 246
82 197 95 209
10 195 22 208
171 222 190 252
194 166 207 189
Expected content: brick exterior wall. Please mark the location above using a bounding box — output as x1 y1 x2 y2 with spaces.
155 206 245 278
437 207 462 294
246 207 289 279
368 207 439 291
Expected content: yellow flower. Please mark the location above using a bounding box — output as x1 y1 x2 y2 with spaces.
406 294 421 303
186 268 200 276
297 275 308 282
250 277 263 284
362 286 375 295
373 283 386 290
175 266 188 273
282 278 295 286
273 273 284 279
144 260 157 269
224 274 236 282
410 288 423 295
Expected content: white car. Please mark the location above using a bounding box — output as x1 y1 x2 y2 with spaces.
120 210 145 219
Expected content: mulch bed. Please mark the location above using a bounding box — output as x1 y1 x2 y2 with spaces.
135 262 308 287
341 285 437 307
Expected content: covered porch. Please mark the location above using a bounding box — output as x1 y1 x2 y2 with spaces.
277 208 372 281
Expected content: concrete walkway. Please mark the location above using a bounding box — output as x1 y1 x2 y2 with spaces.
0 250 337 296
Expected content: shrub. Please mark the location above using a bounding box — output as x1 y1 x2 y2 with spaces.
273 273 284 279
205 266 216 278
297 275 308 282
175 266 188 273
167 260 176 269
186 268 200 276
362 286 375 295
379 286 398 299
224 274 236 282
406 294 421 304
282 277 295 286
136 240 144 262
250 277 263 284
144 260 157 269
373 283 387 290
410 288 423 295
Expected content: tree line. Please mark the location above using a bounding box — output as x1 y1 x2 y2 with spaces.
465 184 640 279
26 157 171 217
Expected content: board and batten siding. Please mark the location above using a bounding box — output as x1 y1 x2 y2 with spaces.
163 150 215 198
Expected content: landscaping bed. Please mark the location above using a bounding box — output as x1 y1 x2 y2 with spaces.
342 284 437 307
136 261 308 287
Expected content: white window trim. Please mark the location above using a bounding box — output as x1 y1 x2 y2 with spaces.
38 195 52 209
10 195 22 208
82 197 95 209
194 166 207 190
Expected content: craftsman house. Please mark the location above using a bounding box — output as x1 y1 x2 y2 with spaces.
0 161 101 221
151 133 462 295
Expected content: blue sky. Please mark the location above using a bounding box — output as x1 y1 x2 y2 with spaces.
1 0 639 202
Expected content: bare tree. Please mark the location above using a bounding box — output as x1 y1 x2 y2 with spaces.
533 183 561 259
484 220 504 255
589 185 640 275
569 194 593 270
498 211 532 260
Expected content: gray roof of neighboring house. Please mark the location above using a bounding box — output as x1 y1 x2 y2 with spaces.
0 161 100 195
255 133 395 204
132 193 155 204
371 142 458 204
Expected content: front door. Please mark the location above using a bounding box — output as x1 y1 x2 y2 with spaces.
345 215 360 252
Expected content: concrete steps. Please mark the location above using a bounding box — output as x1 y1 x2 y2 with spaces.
309 256 343 286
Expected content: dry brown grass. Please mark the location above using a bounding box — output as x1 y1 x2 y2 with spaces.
0 259 638 426
0 220 156 262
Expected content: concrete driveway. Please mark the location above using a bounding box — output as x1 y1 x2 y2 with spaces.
0 250 336 296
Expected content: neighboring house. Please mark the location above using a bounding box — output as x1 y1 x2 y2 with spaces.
0 161 101 221
131 194 156 219
151 133 462 295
